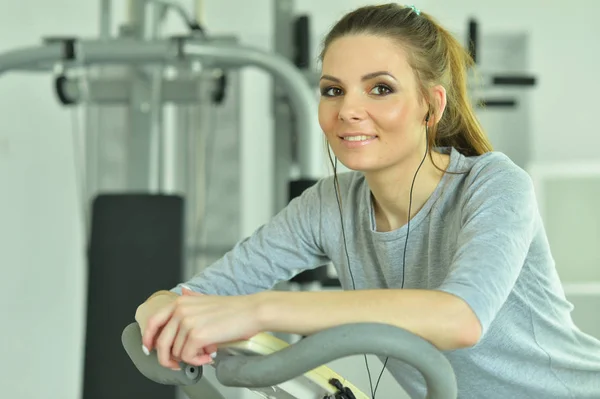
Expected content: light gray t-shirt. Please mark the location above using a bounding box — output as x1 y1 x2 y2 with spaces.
172 147 600 398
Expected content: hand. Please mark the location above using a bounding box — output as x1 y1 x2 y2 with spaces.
136 291 180 369
148 288 263 368
135 291 177 336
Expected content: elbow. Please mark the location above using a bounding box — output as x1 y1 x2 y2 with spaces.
436 293 483 350
449 305 483 349
455 316 482 349
439 292 483 349
426 317 480 351
424 304 482 351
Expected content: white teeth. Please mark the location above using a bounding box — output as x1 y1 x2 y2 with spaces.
343 135 375 141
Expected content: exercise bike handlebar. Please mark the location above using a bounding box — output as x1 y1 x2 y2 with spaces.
121 322 457 398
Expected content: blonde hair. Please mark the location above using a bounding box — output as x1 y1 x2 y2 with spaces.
319 3 493 165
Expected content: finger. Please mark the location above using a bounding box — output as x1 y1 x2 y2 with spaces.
188 352 214 367
172 318 191 359
181 286 204 296
204 343 218 358
156 316 182 369
142 302 176 352
152 326 181 366
181 330 208 365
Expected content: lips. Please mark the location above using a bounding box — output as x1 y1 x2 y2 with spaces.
338 133 378 139
337 134 378 148
342 135 377 141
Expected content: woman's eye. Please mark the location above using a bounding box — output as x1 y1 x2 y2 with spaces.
321 87 343 97
320 84 392 97
371 84 393 95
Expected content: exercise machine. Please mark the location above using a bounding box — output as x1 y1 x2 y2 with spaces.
0 2 527 397
121 321 458 399
0 1 325 398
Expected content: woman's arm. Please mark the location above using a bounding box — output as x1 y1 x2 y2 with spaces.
169 178 330 297
145 287 480 368
254 288 481 351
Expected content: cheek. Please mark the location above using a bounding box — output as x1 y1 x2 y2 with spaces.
318 101 337 134
372 102 410 131
370 102 421 157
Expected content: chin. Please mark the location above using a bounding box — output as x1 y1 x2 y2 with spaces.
333 155 382 173
328 137 385 172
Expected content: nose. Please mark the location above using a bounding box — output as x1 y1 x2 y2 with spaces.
338 92 366 122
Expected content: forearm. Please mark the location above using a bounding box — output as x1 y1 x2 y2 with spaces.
255 289 481 351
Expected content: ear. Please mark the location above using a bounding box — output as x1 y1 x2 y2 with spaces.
428 84 447 125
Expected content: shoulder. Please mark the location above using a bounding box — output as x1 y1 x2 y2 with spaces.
448 150 538 221
456 150 534 197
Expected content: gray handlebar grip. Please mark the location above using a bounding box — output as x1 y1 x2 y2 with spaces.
122 323 227 399
121 322 203 386
215 323 457 399
122 322 457 398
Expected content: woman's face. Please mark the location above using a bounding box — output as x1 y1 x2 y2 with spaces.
318 34 429 173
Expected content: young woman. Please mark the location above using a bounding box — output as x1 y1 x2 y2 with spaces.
135 4 600 398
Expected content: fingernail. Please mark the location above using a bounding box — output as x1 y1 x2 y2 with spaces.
181 284 191 291
210 352 217 359
142 345 150 356
171 367 181 371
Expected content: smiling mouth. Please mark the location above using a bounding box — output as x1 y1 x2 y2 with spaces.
341 135 377 141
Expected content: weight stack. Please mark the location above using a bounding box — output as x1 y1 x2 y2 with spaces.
83 194 184 399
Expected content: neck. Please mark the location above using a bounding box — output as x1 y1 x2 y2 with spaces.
365 149 450 232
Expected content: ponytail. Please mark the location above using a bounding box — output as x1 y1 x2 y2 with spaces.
433 24 493 156
320 4 494 160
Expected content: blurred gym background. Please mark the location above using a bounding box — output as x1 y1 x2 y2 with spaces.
1 0 598 398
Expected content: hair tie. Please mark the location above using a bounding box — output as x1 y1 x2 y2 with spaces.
407 4 421 15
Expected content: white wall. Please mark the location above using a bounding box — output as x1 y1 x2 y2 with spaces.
0 1 598 398
0 2 98 398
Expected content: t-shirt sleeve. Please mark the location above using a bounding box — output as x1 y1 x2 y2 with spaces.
436 156 538 339
170 179 330 296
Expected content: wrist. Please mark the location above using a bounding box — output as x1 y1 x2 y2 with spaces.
147 290 177 302
253 291 278 332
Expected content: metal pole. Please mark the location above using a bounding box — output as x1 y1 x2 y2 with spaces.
182 41 324 181
0 44 63 74
272 0 295 215
99 0 112 40
126 0 146 38
194 0 206 26
0 39 324 182
148 64 165 192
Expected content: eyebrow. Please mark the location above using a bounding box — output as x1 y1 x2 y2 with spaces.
319 71 397 83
